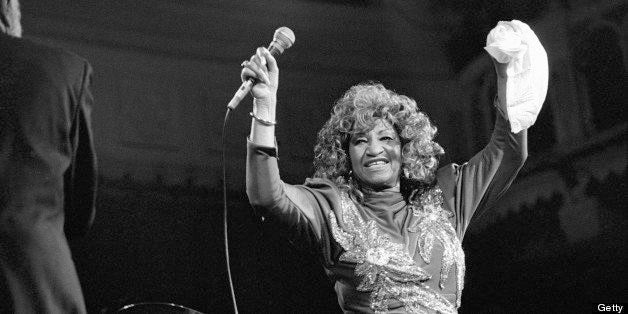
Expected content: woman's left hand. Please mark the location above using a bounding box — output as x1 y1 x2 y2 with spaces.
492 57 508 110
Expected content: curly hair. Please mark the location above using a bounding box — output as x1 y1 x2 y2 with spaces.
313 82 444 200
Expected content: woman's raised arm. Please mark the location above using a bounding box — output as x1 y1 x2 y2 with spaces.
241 47 279 147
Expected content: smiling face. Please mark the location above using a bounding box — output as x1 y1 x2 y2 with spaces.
348 119 402 191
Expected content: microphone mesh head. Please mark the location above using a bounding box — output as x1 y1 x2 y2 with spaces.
271 27 295 54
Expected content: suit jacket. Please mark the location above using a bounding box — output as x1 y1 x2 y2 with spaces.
0 33 97 237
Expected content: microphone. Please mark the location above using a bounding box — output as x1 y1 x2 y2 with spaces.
227 27 295 110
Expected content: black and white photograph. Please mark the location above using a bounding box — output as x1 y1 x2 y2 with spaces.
1 0 626 313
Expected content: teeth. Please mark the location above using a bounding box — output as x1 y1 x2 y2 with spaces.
367 161 386 167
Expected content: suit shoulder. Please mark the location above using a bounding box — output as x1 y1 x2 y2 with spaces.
3 36 91 76
0 35 93 103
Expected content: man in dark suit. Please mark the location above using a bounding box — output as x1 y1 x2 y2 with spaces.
0 0 97 312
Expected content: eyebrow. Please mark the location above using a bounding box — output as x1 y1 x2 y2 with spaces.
351 129 397 138
376 129 398 137
377 128 395 134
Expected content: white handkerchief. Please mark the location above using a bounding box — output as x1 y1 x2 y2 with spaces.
484 20 549 133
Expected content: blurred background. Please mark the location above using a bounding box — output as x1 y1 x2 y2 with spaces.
3 0 625 312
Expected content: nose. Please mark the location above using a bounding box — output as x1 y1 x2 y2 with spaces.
365 142 384 156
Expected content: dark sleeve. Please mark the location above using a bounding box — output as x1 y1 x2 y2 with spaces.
437 112 527 239
246 140 336 252
64 61 97 237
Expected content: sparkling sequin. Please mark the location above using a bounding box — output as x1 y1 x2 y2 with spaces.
329 187 464 313
408 187 465 307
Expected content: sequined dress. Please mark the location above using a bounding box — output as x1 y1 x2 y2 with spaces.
246 114 527 313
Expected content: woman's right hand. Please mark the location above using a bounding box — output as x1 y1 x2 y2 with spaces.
241 47 279 115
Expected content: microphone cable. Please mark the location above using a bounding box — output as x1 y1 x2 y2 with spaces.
222 107 239 314
220 27 293 314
